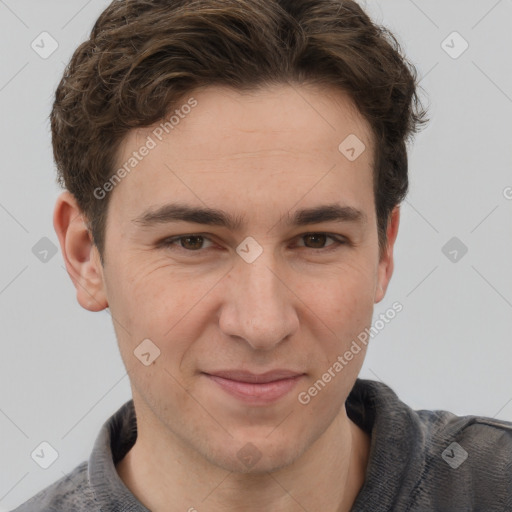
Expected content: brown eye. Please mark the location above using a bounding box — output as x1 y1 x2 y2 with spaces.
160 234 215 253
179 235 205 250
303 233 328 249
297 233 346 251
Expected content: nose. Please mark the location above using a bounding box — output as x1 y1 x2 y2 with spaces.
218 253 299 351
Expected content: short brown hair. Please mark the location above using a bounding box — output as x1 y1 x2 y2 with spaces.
51 0 428 264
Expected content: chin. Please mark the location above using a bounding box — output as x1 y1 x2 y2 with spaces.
202 434 306 475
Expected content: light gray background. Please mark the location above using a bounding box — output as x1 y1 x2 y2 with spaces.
1 0 511 509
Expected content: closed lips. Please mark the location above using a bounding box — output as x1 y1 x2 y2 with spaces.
203 370 305 383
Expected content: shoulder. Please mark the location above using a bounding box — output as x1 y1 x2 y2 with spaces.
413 409 512 509
10 461 99 512
419 408 512 466
349 379 512 509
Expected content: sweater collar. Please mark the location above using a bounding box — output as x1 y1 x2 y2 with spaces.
347 378 426 511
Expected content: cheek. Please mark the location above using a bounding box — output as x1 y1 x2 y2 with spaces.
295 342 367 427
106 259 225 365
294 261 376 373
297 257 377 321
106 257 194 322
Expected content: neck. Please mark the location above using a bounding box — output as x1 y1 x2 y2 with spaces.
116 401 370 512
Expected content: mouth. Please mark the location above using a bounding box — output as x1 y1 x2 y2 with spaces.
201 369 306 404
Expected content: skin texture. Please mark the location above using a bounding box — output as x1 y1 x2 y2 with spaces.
54 83 400 512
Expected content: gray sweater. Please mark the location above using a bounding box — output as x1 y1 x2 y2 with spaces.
11 378 512 511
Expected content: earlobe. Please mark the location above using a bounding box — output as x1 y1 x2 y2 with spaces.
53 191 108 312
374 206 400 304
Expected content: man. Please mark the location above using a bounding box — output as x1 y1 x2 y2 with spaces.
12 0 512 511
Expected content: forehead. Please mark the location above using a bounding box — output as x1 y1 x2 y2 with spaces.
110 83 375 223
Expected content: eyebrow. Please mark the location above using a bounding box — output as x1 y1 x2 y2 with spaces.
131 202 367 231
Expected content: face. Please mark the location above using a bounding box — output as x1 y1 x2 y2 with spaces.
59 83 398 474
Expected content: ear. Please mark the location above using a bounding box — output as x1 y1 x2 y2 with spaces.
53 191 108 312
374 206 400 304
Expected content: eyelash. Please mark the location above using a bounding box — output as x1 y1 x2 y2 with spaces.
158 233 348 255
